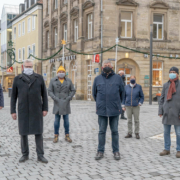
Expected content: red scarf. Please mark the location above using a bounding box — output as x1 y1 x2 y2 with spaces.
167 77 179 101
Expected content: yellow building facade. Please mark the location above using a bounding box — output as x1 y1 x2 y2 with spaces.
12 2 43 78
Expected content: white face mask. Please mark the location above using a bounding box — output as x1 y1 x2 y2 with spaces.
24 68 34 75
58 73 65 78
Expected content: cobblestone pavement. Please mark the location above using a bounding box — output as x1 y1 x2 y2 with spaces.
0 93 179 180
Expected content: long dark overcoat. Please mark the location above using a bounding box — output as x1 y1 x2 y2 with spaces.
11 73 48 135
159 80 180 126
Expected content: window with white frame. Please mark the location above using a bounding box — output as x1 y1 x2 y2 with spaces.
18 49 21 62
74 19 78 42
153 62 163 87
22 47 25 60
121 12 132 38
22 21 25 35
54 27 57 48
88 13 93 39
153 14 163 40
55 0 58 9
18 23 21 37
28 18 31 32
32 15 36 30
64 24 67 41
29 0 31 7
32 44 35 59
14 27 16 39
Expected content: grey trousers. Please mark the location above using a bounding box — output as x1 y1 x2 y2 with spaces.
21 134 44 157
126 106 140 134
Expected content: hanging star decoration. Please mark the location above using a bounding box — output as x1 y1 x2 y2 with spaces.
61 39 66 45
8 40 14 47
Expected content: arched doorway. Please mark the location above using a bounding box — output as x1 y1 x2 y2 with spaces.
51 64 56 78
117 58 140 85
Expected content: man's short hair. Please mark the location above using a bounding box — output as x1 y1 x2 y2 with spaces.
102 60 112 66
130 75 136 79
23 59 33 66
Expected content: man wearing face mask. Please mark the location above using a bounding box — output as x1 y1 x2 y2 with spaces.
92 60 124 160
11 59 48 163
122 76 144 139
48 66 76 143
118 70 127 120
159 67 180 158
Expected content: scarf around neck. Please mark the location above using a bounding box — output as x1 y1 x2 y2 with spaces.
167 76 179 101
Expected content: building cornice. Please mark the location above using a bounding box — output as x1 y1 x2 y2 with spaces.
82 0 95 11
150 1 169 9
70 7 79 17
116 0 138 7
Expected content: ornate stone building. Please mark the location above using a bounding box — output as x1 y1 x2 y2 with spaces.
42 0 180 100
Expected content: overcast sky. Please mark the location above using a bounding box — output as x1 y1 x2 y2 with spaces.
0 0 24 19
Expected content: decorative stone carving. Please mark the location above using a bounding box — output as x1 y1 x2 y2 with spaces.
116 0 138 7
60 12 68 22
150 1 169 9
51 17 58 26
82 0 95 10
44 20 49 28
70 7 79 17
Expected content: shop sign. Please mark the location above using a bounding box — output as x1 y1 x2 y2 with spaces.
144 75 149 87
49 55 76 63
94 68 99 73
144 75 149 79
108 58 116 61
7 67 13 74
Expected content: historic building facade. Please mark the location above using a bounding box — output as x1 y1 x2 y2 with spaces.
42 0 180 100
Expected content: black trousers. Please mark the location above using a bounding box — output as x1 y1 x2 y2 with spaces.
21 134 44 157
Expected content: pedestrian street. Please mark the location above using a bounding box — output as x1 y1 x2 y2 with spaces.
0 93 179 180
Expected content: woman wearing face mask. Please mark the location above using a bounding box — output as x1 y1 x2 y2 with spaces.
48 66 76 143
122 75 144 139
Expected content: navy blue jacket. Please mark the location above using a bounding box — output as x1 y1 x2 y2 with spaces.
92 71 125 117
122 84 144 107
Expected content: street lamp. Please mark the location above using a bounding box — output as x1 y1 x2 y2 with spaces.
149 24 153 105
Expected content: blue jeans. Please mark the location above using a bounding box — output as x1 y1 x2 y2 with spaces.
54 114 69 135
164 124 180 151
98 115 119 153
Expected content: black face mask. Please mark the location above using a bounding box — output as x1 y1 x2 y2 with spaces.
121 75 125 80
103 67 112 74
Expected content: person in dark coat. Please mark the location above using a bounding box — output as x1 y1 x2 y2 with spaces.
122 75 144 139
11 59 48 163
159 67 180 158
0 83 4 147
92 60 124 161
48 66 76 143
118 70 127 120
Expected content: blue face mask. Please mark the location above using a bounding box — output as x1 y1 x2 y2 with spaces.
130 79 136 84
169 73 177 80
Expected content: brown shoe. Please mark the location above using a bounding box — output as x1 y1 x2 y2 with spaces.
159 150 170 156
125 133 132 138
53 134 59 143
65 134 72 143
176 151 180 158
135 133 140 139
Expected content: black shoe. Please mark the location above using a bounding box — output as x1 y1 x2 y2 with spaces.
37 156 48 163
114 152 120 160
136 133 140 139
121 116 127 120
95 152 104 160
19 156 29 163
125 133 132 138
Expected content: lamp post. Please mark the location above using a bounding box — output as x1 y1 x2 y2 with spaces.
100 0 103 72
149 24 153 105
61 39 66 67
115 38 119 73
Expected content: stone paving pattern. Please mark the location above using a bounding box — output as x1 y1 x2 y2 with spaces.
0 93 179 180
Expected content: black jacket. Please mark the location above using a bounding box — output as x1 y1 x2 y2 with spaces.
11 73 48 135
